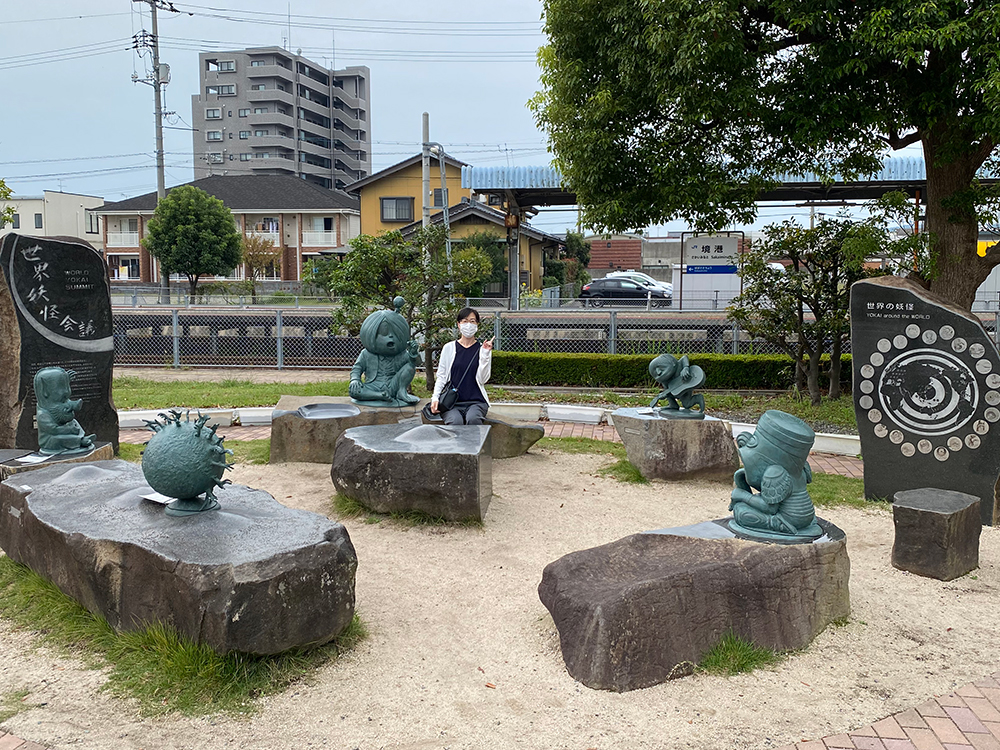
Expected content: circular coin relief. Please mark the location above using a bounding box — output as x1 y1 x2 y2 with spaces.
878 338 892 352
987 407 1000 423
987 391 1000 406
906 324 920 338
871 352 885 367
860 380 874 394
894 335 908 349
966 434 982 449
947 436 963 451
900 442 916 457
889 430 904 444
977 359 993 374
922 330 938 345
874 424 889 438
917 439 933 454
989 373 1000 389
868 409 882 423
952 337 968 353
935 446 950 461
859 395 874 409
971 343 986 358
975 420 990 435
940 325 955 340
861 364 875 379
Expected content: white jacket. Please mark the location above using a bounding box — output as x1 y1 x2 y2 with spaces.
432 340 492 405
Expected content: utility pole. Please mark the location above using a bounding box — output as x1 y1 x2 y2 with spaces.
421 113 431 230
132 0 178 304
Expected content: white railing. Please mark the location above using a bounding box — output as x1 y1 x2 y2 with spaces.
302 231 338 247
247 231 281 245
107 232 140 247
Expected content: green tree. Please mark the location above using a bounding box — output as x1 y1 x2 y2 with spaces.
729 216 905 405
459 230 508 295
142 185 243 297
533 0 1000 310
0 179 14 229
317 227 492 391
241 232 282 303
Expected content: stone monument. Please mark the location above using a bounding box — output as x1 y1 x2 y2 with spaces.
0 234 118 452
349 297 421 407
142 411 233 516
34 367 96 455
850 276 1000 524
728 410 823 542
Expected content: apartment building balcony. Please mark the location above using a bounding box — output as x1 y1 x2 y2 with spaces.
248 88 295 107
331 86 362 110
333 130 364 151
246 64 294 81
331 105 361 129
302 231 338 247
247 160 296 176
331 148 363 172
245 231 282 246
297 137 333 157
249 111 295 128
296 160 332 177
250 134 295 150
107 232 140 248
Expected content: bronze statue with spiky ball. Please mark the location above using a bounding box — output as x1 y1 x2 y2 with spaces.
141 410 234 516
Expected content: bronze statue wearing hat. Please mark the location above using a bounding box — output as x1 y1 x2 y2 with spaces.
728 410 823 541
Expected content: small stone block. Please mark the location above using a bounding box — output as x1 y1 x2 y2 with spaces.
882 740 918 750
938 693 970 707
853 727 880 737
892 489 981 581
0 735 25 750
924 716 968 745
960 686 987 698
918 700 950 717
825 735 857 748
904 726 947 750
969 734 1000 750
980 688 1000 712
852 737 887 750
944 706 990 734
897 709 930 729
874 718 910 739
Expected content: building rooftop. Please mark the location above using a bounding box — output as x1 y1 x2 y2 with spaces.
95 175 360 213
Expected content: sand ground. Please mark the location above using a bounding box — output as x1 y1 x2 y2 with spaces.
1 448 996 750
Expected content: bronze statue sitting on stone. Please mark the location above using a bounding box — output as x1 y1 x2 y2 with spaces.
349 297 421 408
34 367 96 455
648 353 705 418
728 410 823 541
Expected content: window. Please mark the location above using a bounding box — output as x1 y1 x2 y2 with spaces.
254 107 268 114
218 60 235 72
239 131 250 139
238 108 250 117
240 153 252 161
250 59 266 67
433 188 446 207
86 214 99 234
205 108 221 119
206 131 222 141
11 213 18 229
33 213 42 229
251 83 265 91
254 129 269 137
255 152 271 159
206 85 235 96
207 153 224 164
380 197 414 223
127 218 138 232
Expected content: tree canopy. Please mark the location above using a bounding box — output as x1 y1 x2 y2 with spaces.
0 180 14 229
533 0 1000 309
142 185 243 296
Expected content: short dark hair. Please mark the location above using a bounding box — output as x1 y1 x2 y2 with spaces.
456 307 480 324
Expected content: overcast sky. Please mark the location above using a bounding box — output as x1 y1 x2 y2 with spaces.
0 1 890 235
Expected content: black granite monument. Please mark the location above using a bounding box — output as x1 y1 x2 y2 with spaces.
850 276 1000 525
0 234 118 452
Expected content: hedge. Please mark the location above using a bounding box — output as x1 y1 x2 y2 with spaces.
490 352 852 391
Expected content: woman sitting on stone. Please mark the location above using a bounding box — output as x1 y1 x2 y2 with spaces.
430 307 493 425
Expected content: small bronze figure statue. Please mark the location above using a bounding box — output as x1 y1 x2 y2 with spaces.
728 410 823 541
349 296 421 407
648 353 705 418
34 367 96 455
142 410 233 516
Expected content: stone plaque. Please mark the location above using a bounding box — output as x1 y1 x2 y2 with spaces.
0 234 118 452
850 276 1000 524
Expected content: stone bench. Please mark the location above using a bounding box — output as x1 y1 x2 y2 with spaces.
419 411 543 459
892 488 981 581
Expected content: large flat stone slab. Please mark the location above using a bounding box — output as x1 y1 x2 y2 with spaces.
851 277 1000 524
0 234 118 452
419 411 542 459
270 395 427 464
0 460 357 655
0 441 114 481
538 518 849 691
332 423 491 521
612 408 739 482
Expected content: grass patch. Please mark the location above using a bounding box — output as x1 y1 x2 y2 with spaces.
0 688 35 724
116 439 270 466
536 436 627 459
331 493 482 528
113 377 351 410
698 632 782 676
809 473 886 510
0 556 365 716
596 459 649 484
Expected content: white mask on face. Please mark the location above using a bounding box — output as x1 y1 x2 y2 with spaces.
459 322 478 338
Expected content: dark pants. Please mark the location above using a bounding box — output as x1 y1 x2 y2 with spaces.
442 401 489 425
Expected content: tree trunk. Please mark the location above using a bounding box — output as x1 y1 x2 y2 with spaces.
829 335 842 400
807 353 822 406
923 129 991 310
188 276 199 298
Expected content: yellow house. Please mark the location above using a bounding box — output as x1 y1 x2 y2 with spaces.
345 153 559 290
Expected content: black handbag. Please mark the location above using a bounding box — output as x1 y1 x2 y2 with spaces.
438 345 478 411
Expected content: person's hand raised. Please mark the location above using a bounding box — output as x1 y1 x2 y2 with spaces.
483 337 494 351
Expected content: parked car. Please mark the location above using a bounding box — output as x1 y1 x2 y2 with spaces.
580 277 672 307
605 270 674 295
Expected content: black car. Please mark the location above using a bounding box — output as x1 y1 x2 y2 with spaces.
580 277 672 307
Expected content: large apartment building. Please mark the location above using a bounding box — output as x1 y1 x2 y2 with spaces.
191 47 371 191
